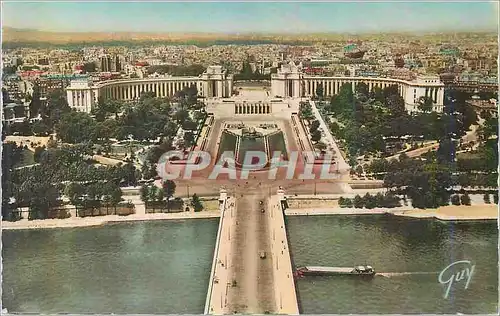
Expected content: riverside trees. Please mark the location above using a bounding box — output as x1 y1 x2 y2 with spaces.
140 181 181 213
2 143 139 220
365 137 498 208
339 193 400 209
191 194 203 212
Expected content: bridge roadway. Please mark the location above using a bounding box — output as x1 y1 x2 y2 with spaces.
179 115 349 313
206 181 302 315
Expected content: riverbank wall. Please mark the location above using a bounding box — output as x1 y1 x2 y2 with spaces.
285 204 498 221
2 211 221 231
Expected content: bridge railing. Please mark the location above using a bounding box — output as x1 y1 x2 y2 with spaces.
204 197 227 314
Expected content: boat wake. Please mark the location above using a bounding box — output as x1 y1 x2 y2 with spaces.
377 272 439 278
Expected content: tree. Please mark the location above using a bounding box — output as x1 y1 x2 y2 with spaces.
450 194 460 205
386 94 405 116
369 86 384 103
191 193 203 212
311 129 321 143
309 120 320 132
193 110 206 122
65 182 85 214
182 119 198 131
45 89 71 130
436 138 456 164
353 195 363 208
184 131 196 148
28 84 42 118
119 163 139 187
140 185 150 203
31 120 50 136
33 146 46 163
417 96 434 113
146 146 167 164
141 163 158 180
103 182 123 214
155 188 165 204
478 117 499 141
162 180 176 212
375 192 385 207
164 121 178 138
364 193 376 209
299 103 314 121
56 111 97 143
315 141 327 152
329 121 341 137
480 110 492 121
92 99 123 122
174 109 190 125
460 194 471 206
28 181 61 220
315 83 324 99
355 82 369 100
483 193 491 204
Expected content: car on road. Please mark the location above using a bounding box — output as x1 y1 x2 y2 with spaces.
259 251 266 259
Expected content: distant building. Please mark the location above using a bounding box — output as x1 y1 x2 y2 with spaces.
3 74 22 100
100 55 112 72
38 57 50 65
66 77 97 113
36 74 88 105
2 102 28 125
111 55 121 72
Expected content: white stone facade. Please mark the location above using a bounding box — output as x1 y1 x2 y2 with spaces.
66 78 97 113
271 62 445 112
66 66 234 112
66 63 445 114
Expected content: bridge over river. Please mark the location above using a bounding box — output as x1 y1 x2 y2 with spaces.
205 185 300 315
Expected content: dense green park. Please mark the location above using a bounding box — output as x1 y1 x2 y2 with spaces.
2 142 139 220
2 84 208 221
317 82 497 208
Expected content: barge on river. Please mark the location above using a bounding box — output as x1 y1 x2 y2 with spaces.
296 265 375 277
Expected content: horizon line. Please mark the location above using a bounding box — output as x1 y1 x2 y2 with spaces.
3 26 498 35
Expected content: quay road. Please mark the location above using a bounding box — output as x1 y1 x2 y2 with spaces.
206 181 303 314
174 178 352 199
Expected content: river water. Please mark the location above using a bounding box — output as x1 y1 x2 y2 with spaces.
2 219 219 314
2 215 497 314
286 215 498 314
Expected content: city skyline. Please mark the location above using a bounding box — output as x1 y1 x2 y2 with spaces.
2 1 499 34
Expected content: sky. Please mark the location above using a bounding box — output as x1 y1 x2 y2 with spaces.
2 1 498 34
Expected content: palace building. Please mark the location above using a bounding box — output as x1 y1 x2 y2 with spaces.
271 62 445 113
66 63 445 114
66 65 233 112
